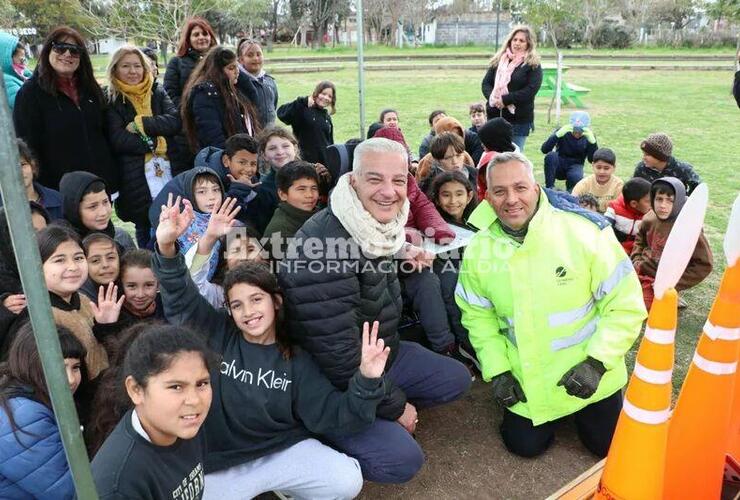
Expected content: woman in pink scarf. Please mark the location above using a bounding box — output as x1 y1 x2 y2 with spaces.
481 25 543 152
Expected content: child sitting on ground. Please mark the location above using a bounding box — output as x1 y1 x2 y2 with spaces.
571 148 624 213
428 170 479 230
0 139 63 220
59 171 136 252
633 132 702 195
577 193 600 213
0 323 87 499
91 325 213 499
118 249 163 327
186 199 265 308
263 161 320 259
419 132 477 194
541 111 598 192
81 233 121 302
605 177 652 255
475 117 518 200
367 108 400 139
468 103 487 133
630 177 713 309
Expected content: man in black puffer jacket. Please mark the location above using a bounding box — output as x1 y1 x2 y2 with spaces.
278 138 471 485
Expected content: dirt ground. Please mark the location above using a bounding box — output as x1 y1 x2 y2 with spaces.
359 379 599 500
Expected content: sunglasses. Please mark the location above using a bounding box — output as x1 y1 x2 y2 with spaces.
51 42 83 58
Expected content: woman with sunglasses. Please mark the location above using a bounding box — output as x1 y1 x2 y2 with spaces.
12 26 117 193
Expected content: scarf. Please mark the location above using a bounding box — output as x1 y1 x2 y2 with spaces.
113 71 168 159
56 75 79 106
490 48 525 114
12 63 29 81
330 173 409 259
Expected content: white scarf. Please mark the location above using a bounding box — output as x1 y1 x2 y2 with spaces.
330 173 409 259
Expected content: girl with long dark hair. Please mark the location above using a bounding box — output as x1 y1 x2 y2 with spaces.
182 47 261 152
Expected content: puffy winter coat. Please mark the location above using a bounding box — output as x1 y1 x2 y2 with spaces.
106 82 182 225
456 190 646 425
163 49 202 109
0 393 75 499
0 32 31 109
236 69 278 126
540 130 598 165
188 81 250 150
13 75 118 191
482 63 543 125
277 206 407 420
277 96 334 165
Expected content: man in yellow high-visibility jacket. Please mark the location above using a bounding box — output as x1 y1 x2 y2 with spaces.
456 152 646 458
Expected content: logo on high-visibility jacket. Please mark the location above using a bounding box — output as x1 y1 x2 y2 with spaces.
555 266 567 278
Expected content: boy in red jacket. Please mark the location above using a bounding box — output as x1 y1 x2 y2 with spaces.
630 177 713 309
605 177 652 255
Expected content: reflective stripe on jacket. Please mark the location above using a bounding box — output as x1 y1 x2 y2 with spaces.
456 190 646 425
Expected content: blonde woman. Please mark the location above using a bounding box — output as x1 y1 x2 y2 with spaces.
105 45 182 247
481 25 542 151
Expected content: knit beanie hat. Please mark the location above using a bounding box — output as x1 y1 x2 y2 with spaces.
569 111 591 132
640 133 673 162
477 117 516 153
592 147 616 166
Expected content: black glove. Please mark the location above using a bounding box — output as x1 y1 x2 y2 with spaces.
491 371 527 408
557 357 606 399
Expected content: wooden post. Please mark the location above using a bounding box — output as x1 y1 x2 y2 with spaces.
0 75 99 499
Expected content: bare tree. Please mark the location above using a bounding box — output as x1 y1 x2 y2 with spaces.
581 0 613 47
83 0 228 60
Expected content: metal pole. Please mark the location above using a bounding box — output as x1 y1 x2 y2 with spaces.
555 51 563 125
356 0 366 138
0 75 99 499
495 0 501 51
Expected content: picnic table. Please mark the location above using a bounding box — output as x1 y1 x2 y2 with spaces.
537 64 590 108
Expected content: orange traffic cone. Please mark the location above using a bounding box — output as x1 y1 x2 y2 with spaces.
664 264 740 499
595 289 677 500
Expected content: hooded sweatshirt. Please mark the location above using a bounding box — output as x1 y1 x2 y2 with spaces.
416 116 482 182
630 176 713 290
171 167 224 278
59 171 135 252
0 32 31 109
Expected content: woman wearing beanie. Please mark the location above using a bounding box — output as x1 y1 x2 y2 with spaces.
106 45 182 248
632 132 702 195
481 25 543 151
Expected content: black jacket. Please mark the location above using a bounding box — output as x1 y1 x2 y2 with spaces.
13 75 118 191
189 81 250 151
106 82 182 225
163 49 202 109
481 63 543 125
277 206 407 421
58 171 136 252
152 251 384 473
734 70 739 109
236 69 278 126
277 96 334 165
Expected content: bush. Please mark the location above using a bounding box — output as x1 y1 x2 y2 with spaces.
593 22 633 49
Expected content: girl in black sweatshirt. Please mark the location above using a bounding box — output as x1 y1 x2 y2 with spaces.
152 195 390 499
91 324 215 499
277 81 335 165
